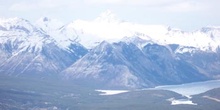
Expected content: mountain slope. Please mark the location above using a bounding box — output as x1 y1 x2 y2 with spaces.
176 48 220 79
62 41 143 88
0 12 220 88
62 40 209 88
0 17 87 77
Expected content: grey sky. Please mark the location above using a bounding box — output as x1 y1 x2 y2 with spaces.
0 0 220 31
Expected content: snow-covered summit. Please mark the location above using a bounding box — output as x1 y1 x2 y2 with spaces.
95 10 121 23
60 11 220 52
35 17 82 50
0 17 59 55
0 17 36 33
1 11 220 52
35 17 64 33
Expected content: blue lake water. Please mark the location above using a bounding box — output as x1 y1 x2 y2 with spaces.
152 80 220 96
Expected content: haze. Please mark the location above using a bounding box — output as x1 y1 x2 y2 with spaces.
0 0 220 31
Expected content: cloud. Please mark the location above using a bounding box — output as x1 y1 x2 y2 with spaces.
85 0 209 12
85 0 180 6
162 1 206 12
9 0 80 11
85 0 124 4
8 0 219 13
10 2 36 11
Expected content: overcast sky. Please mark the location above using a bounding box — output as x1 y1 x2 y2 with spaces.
0 0 220 31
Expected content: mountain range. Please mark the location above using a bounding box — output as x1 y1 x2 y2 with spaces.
0 11 220 88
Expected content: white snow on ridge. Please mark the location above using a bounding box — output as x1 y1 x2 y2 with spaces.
63 10 220 51
0 17 57 54
0 17 35 32
203 96 220 102
69 18 168 48
1 11 220 52
96 90 129 95
35 17 81 50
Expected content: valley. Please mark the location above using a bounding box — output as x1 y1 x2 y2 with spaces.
0 75 220 110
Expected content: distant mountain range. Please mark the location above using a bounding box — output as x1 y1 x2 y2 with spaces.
0 11 220 88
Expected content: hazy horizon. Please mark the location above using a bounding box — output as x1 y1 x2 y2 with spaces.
0 0 220 31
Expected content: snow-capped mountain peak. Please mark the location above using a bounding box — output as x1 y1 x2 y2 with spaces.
35 17 81 50
0 15 220 89
0 17 35 33
0 17 29 24
0 17 55 55
94 10 120 23
61 11 220 52
35 17 64 33
2 12 220 53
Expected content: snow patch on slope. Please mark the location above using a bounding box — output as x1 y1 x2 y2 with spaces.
167 98 197 105
96 90 129 95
